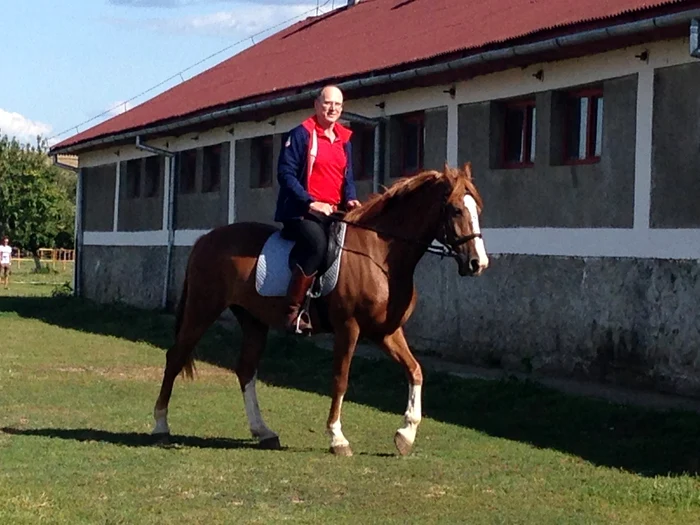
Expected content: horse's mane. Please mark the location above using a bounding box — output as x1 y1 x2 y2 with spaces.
345 165 483 229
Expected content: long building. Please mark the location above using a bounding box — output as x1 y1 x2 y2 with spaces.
51 0 700 397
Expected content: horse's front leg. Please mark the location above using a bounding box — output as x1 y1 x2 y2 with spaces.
375 328 423 456
326 319 360 456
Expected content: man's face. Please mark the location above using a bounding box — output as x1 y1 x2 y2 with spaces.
314 88 344 127
2 239 7 246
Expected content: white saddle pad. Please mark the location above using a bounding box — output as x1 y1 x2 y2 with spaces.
255 223 347 297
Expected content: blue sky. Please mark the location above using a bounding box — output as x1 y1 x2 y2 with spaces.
0 0 339 146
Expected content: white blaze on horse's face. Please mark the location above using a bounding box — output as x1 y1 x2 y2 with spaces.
462 194 489 276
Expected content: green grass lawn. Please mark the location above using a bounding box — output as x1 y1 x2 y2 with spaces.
0 260 73 297
1 295 700 524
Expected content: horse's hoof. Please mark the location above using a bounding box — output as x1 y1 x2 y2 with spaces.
152 433 171 445
259 436 281 450
394 431 413 456
330 445 353 456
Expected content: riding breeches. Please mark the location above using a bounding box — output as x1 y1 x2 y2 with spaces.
281 215 330 275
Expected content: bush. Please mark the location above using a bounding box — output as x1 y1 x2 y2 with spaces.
51 282 73 298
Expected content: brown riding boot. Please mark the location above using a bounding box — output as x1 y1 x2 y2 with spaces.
284 265 316 334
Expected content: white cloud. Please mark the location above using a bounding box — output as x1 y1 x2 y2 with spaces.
107 2 334 37
160 4 320 35
0 108 53 146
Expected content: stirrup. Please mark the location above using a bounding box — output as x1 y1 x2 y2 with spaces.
292 308 312 335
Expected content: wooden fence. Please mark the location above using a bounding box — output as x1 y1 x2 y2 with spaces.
12 248 75 271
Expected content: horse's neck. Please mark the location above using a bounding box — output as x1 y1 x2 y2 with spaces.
365 198 443 275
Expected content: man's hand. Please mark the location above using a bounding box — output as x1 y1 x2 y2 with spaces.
309 201 334 216
346 200 362 210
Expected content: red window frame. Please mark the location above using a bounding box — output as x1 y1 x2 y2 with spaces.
502 99 536 169
564 88 603 165
398 112 424 177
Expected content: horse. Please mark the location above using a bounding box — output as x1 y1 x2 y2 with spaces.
152 163 489 456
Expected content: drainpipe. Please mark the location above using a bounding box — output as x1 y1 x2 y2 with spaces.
51 8 700 156
74 168 83 297
343 111 383 193
135 136 175 310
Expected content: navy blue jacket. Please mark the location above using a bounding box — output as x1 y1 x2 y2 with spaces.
275 117 357 222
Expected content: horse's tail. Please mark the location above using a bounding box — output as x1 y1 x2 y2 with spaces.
174 270 197 380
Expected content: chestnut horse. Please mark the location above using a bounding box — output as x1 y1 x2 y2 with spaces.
152 164 489 456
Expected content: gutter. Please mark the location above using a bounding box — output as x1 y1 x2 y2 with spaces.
52 8 700 155
135 137 176 310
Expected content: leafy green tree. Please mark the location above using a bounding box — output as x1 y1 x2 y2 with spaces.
0 133 76 268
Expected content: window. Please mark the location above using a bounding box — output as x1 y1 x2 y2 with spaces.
398 112 424 176
251 135 273 188
144 156 161 198
125 159 141 199
350 123 375 181
202 144 222 193
565 90 603 163
178 149 197 194
503 100 536 168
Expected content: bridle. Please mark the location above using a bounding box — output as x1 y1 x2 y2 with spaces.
329 199 482 259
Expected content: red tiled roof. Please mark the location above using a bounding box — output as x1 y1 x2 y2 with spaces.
54 0 688 150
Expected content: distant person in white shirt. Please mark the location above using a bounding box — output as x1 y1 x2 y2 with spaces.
0 236 12 289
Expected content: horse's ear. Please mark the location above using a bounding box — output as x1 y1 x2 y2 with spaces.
462 162 473 180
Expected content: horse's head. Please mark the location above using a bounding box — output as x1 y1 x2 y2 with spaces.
437 163 489 277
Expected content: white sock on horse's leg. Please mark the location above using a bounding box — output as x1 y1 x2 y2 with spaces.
326 395 350 448
152 407 170 435
243 374 278 441
396 384 422 445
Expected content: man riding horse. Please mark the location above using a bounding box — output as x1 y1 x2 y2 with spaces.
275 85 361 333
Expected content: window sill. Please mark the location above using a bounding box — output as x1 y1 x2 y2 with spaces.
563 157 601 166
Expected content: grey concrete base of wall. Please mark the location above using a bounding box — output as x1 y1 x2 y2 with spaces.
82 245 169 310
81 245 700 399
407 254 700 398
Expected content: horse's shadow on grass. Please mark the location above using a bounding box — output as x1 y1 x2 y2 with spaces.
5 296 700 477
0 427 392 457
1 427 257 450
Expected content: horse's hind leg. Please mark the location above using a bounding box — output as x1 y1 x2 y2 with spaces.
231 308 279 449
152 299 225 437
373 328 423 456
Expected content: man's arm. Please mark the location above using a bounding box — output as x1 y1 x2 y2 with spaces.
277 127 312 206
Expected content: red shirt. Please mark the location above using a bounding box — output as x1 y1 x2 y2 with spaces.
307 119 351 206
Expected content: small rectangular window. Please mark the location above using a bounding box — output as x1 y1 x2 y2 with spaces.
565 90 603 163
399 112 424 176
178 149 197 194
351 123 375 181
125 159 141 199
144 156 160 198
202 144 222 193
503 100 536 168
251 136 273 189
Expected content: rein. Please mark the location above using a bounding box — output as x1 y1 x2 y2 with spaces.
328 212 482 259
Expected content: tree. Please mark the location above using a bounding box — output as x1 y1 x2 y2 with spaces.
0 133 76 268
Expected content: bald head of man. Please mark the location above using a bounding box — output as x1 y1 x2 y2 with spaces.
314 85 344 129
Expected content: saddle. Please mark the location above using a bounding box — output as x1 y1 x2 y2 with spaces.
255 221 347 298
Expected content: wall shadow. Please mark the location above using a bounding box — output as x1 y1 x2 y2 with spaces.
3 295 700 477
